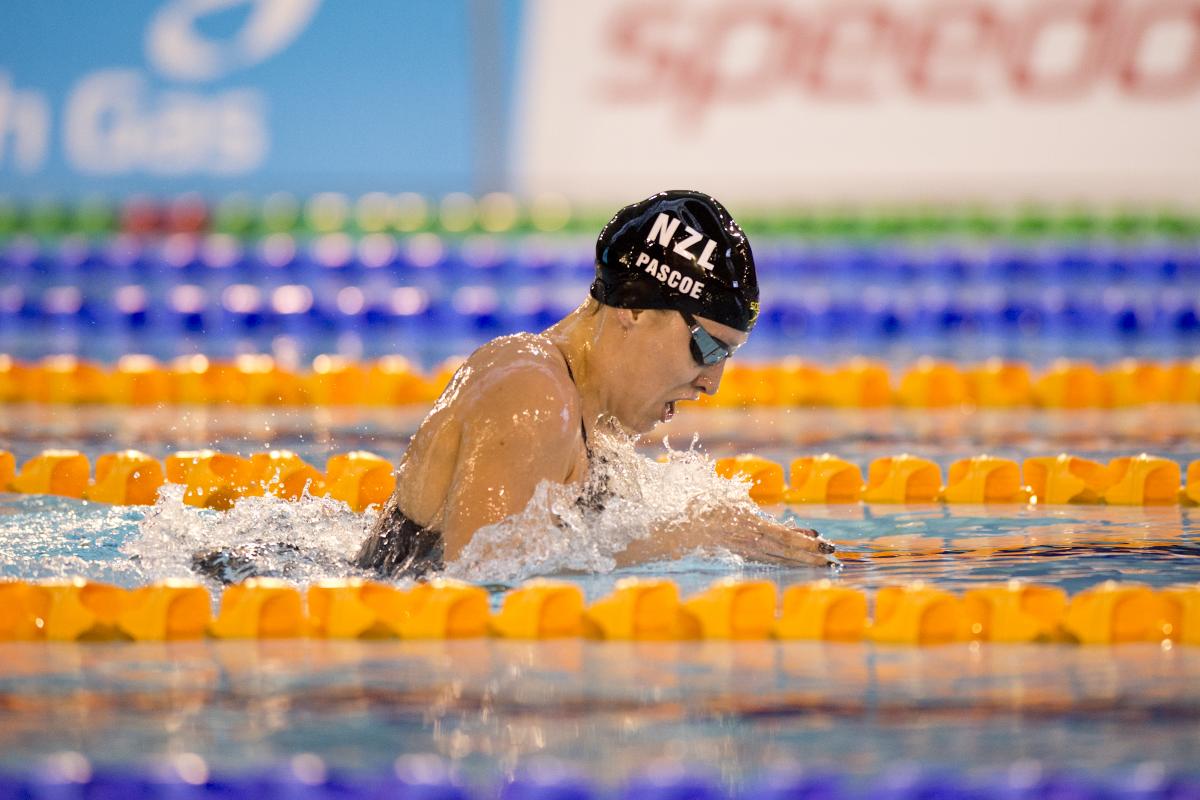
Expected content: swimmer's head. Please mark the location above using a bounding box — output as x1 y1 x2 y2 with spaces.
591 190 759 333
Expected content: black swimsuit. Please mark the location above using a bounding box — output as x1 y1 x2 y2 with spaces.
354 351 600 579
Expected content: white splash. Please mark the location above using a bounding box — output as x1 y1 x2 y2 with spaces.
122 483 371 586
445 433 760 584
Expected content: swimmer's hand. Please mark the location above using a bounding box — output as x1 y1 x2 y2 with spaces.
724 516 839 568
615 505 838 568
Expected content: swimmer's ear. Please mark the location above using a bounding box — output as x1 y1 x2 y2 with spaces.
614 307 641 331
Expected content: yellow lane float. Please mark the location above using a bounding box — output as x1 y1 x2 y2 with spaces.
491 580 585 639
1104 454 1181 505
182 453 261 510
323 451 396 512
112 354 171 405
785 454 864 503
11 449 90 498
868 584 966 644
118 580 212 640
943 456 1025 504
825 358 891 407
395 579 489 639
0 449 14 490
775 581 867 641
898 358 968 408
1035 359 1105 408
210 578 305 639
962 582 1067 642
87 450 164 505
1063 582 1168 644
1159 584 1200 645
250 450 325 500
677 579 777 640
306 579 411 638
714 455 786 504
965 359 1033 407
1023 454 1111 504
862 455 942 503
39 579 131 641
583 578 681 640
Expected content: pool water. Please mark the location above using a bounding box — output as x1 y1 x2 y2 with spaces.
0 404 1198 784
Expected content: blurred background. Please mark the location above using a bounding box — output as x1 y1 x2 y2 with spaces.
1 0 1198 370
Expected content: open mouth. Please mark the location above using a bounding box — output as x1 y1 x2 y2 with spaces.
662 401 676 421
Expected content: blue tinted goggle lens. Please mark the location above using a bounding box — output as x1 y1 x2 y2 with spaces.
680 310 732 366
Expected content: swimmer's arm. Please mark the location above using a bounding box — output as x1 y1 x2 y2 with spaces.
438 368 579 560
615 503 837 567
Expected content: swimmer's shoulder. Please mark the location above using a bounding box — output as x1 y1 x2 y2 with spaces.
450 333 580 430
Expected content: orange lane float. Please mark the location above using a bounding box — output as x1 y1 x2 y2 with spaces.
1159 584 1200 646
1063 582 1169 644
1023 454 1111 504
868 584 967 644
714 455 786 504
491 580 585 639
862 454 942 503
395 579 490 639
942 456 1025 504
583 578 681 640
962 582 1068 642
181 452 261 510
1166 358 1200 403
118 580 212 640
11 449 90 499
1104 359 1170 407
965 359 1034 407
39 578 131 642
0 581 45 640
1185 460 1200 505
111 354 171 405
28 355 108 404
824 357 891 407
1104 454 1181 505
775 581 868 641
897 358 968 408
322 451 396 512
87 450 165 505
1035 359 1106 408
0 449 14 490
250 450 325 500
676 579 777 640
305 355 368 406
210 578 306 639
785 454 864 503
305 579 411 639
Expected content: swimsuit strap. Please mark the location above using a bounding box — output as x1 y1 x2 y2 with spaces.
561 351 593 461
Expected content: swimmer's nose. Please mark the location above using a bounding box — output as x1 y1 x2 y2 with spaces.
695 360 726 395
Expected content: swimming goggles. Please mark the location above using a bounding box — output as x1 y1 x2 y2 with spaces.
679 309 735 366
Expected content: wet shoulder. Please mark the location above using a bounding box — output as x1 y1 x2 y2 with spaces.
439 333 578 422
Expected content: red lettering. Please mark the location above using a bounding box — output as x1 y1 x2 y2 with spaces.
599 2 681 101
675 5 798 122
596 0 1200 111
1116 0 1200 97
1005 0 1115 99
902 2 997 100
805 4 892 99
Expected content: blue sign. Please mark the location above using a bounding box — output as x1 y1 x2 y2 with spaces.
0 0 520 197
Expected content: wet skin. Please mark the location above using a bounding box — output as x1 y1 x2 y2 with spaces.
374 298 837 567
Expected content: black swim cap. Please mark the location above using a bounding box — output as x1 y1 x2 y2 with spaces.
591 190 759 332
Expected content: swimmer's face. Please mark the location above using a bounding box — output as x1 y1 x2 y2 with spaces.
616 309 748 433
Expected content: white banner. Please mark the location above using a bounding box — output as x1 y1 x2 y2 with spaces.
515 0 1200 204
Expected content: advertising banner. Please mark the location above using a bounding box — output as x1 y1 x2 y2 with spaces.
515 0 1200 204
0 0 482 196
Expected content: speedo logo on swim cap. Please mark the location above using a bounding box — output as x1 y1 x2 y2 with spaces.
631 212 718 300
